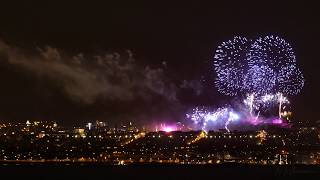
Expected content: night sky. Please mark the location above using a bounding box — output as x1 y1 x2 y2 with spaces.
0 1 319 127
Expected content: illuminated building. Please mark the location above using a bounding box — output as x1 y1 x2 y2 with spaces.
74 128 86 138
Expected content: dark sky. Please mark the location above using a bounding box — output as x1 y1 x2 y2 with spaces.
0 1 319 127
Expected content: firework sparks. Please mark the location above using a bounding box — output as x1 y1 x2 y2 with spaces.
186 35 305 132
278 65 305 95
248 35 296 70
214 36 251 96
213 35 304 97
243 65 277 95
225 111 240 132
186 107 240 132
243 93 256 116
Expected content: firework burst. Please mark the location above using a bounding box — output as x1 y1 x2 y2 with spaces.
214 36 251 96
213 35 304 97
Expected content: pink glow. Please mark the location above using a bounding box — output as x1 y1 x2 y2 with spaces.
272 119 283 124
160 125 177 132
247 118 262 126
163 127 174 132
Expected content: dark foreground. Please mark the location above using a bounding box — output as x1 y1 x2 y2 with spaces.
1 163 320 179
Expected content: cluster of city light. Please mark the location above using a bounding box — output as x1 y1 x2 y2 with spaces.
256 130 267 145
120 132 146 146
188 131 207 144
0 119 319 166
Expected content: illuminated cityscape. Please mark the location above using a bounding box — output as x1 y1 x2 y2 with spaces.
0 120 319 165
1 1 320 179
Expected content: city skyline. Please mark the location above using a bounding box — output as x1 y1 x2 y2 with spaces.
0 119 319 166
